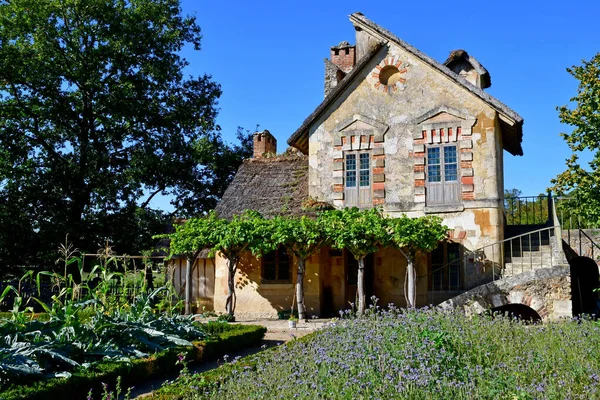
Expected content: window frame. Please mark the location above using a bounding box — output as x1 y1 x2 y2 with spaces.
426 143 461 205
429 242 462 291
344 150 372 207
261 247 292 284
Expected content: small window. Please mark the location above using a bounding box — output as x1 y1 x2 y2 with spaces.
345 151 372 207
430 243 461 291
262 247 291 283
426 144 460 205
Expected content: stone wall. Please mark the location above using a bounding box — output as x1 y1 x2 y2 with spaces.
563 229 600 263
307 39 504 251
438 265 572 322
213 251 321 319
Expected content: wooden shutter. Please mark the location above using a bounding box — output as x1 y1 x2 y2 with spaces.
358 152 372 206
426 145 460 205
345 153 358 206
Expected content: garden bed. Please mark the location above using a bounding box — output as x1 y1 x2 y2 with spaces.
0 323 266 400
153 307 600 399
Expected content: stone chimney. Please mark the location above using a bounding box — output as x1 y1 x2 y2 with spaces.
325 41 356 97
253 129 277 158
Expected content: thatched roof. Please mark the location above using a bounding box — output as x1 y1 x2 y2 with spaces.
288 12 524 157
214 156 309 220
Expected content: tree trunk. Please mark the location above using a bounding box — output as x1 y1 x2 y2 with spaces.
296 258 306 320
406 254 416 308
185 257 193 315
225 255 237 316
357 256 366 314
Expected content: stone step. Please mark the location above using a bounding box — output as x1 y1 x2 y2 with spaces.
502 263 554 277
505 254 555 263
504 246 553 257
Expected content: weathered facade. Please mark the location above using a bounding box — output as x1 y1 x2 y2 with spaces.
171 12 542 319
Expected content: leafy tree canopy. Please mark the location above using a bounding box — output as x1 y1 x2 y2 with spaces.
386 215 448 255
212 210 275 259
319 208 388 259
270 215 324 260
0 0 251 269
163 211 223 259
551 53 600 224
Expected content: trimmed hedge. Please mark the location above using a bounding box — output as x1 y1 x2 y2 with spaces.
0 323 266 400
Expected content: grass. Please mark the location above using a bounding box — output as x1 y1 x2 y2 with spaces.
155 305 600 399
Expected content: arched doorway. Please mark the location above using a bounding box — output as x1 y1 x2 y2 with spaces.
490 304 542 323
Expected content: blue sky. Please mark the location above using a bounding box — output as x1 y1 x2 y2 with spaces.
160 0 599 209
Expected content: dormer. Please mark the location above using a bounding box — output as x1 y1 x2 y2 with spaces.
444 50 491 89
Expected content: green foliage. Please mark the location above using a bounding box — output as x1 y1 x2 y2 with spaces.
551 52 600 224
160 309 600 400
213 211 275 259
318 208 388 260
386 215 448 254
269 215 324 260
0 0 251 269
503 189 550 226
163 211 223 259
0 324 265 400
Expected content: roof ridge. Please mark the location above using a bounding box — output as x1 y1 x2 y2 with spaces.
349 12 522 124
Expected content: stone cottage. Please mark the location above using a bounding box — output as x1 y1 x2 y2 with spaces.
172 12 528 318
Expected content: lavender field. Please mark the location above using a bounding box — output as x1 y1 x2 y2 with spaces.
157 306 600 399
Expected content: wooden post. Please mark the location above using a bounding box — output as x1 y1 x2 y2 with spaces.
185 257 193 315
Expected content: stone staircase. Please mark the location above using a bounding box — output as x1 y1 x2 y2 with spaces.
500 225 567 278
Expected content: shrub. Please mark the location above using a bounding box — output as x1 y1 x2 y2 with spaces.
0 324 265 399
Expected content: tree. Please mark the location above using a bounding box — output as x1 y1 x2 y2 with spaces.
163 211 222 314
212 211 274 316
503 189 549 226
386 216 448 308
0 0 249 269
551 53 600 225
270 215 325 320
319 208 387 314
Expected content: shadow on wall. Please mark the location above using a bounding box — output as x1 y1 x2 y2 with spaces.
569 256 599 317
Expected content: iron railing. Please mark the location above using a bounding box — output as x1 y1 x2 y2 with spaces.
423 225 561 305
504 194 551 226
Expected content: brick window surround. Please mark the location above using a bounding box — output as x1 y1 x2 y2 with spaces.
332 115 388 207
411 106 476 211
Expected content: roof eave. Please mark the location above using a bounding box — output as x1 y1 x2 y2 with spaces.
287 42 384 153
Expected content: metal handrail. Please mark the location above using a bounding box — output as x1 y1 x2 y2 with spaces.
417 226 556 302
471 226 557 254
420 226 558 282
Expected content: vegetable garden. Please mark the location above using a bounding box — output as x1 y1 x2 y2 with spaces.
0 242 265 399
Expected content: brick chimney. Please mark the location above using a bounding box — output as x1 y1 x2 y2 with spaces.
253 129 277 158
325 41 356 97
330 41 356 73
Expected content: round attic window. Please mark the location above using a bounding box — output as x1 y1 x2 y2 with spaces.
368 55 408 93
379 65 402 85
